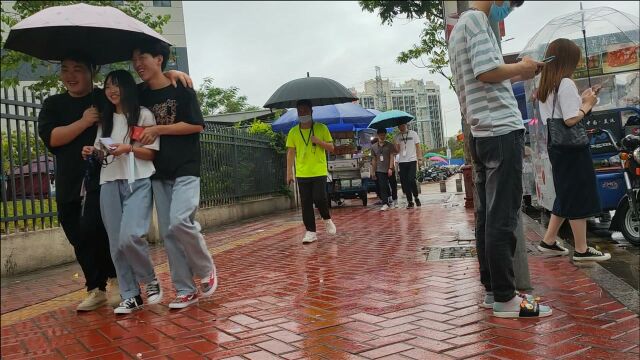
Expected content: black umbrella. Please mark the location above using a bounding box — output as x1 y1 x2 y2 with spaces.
264 73 358 109
3 3 171 65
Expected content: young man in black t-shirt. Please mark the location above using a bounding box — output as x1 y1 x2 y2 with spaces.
134 40 217 309
38 56 118 311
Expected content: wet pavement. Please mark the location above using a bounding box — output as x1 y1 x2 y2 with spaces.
1 178 639 359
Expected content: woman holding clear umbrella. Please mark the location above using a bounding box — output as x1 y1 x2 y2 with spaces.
535 38 611 262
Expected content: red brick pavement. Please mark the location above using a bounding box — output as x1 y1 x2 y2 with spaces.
1 193 638 359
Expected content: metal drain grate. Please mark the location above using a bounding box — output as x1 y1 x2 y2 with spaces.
421 246 477 261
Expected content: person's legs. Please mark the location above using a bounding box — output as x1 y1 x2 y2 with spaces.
58 200 105 292
100 181 140 300
569 219 588 253
478 131 524 303
168 176 215 280
311 177 331 220
377 172 390 206
399 162 413 203
80 189 117 291
542 214 565 245
153 179 197 296
389 170 398 201
297 179 316 232
469 134 492 296
119 179 156 286
408 161 419 198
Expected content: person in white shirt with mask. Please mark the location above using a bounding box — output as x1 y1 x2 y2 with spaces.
394 124 422 208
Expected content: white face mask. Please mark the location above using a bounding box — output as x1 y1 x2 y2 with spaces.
299 115 312 124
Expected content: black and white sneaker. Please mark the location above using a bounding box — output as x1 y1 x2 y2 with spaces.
573 247 611 262
537 241 569 255
114 295 143 314
415 198 421 207
407 202 415 209
145 280 163 305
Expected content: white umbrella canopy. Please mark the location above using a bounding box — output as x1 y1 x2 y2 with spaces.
4 3 171 65
519 6 639 66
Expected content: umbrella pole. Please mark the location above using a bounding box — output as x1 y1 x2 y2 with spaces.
582 29 592 87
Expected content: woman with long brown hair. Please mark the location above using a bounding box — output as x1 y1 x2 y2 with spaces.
536 38 611 261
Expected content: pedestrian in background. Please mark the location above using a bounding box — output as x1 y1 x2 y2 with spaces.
536 38 611 262
371 128 398 211
286 99 337 244
394 124 422 208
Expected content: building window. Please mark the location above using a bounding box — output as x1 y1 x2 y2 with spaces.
153 0 171 7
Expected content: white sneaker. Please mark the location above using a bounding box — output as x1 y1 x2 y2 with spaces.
393 201 399 209
302 231 317 244
76 289 107 312
324 219 337 235
380 204 389 211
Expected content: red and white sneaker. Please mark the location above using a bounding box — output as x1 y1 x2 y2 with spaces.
201 270 218 298
168 293 198 309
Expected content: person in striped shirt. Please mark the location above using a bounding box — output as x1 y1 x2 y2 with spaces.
448 1 550 319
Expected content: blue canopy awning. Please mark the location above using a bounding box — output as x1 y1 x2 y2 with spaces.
271 103 379 133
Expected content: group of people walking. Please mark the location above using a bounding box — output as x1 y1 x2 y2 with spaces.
39 39 216 314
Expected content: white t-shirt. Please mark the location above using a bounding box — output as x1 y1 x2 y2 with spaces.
539 78 582 124
94 107 160 184
393 130 420 163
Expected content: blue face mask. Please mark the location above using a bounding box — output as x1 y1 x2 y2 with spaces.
489 1 511 22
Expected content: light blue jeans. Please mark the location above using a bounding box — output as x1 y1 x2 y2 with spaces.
153 176 215 296
100 178 156 299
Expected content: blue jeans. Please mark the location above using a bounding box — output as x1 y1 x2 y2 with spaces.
153 176 215 296
100 179 156 299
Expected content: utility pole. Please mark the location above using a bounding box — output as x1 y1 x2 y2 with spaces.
374 66 386 111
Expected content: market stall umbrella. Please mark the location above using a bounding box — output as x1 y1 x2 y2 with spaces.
264 74 357 109
519 6 639 86
424 152 448 159
368 110 415 130
4 3 171 65
271 103 378 133
429 156 448 163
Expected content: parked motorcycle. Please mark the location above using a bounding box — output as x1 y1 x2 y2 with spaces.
597 129 640 245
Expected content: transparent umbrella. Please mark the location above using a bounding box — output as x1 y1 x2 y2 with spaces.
519 6 639 86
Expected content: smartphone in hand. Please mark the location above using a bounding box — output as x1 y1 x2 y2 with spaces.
131 126 144 142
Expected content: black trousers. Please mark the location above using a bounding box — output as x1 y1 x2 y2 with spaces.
469 130 524 302
298 176 331 232
58 189 116 291
399 161 419 203
376 170 398 205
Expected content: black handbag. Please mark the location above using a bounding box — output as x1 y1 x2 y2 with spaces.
546 89 589 148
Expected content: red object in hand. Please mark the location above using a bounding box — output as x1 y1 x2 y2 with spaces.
131 126 144 141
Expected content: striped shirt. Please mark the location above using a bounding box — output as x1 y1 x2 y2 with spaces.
448 10 524 138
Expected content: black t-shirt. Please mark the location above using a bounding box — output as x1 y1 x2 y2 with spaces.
38 89 104 203
138 83 204 180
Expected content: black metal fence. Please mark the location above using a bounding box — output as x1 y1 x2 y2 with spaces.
200 124 286 207
1 87 286 234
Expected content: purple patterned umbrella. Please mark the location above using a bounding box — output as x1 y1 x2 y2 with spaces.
4 3 171 65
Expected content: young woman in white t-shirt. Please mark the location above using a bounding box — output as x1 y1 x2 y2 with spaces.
535 38 610 262
82 70 163 314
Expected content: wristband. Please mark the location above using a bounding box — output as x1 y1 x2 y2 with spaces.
579 109 587 117
130 145 134 153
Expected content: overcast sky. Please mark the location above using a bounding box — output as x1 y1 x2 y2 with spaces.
183 1 639 137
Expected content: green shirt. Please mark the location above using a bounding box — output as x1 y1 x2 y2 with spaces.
286 122 333 178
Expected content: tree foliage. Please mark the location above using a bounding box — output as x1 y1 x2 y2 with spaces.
196 77 262 116
359 0 454 90
0 1 170 92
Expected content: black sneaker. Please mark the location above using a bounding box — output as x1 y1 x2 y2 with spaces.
415 198 421 207
145 279 163 305
407 202 415 209
573 247 611 262
114 295 143 314
537 241 569 255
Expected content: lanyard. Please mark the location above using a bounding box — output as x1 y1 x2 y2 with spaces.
401 132 409 146
299 122 314 147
